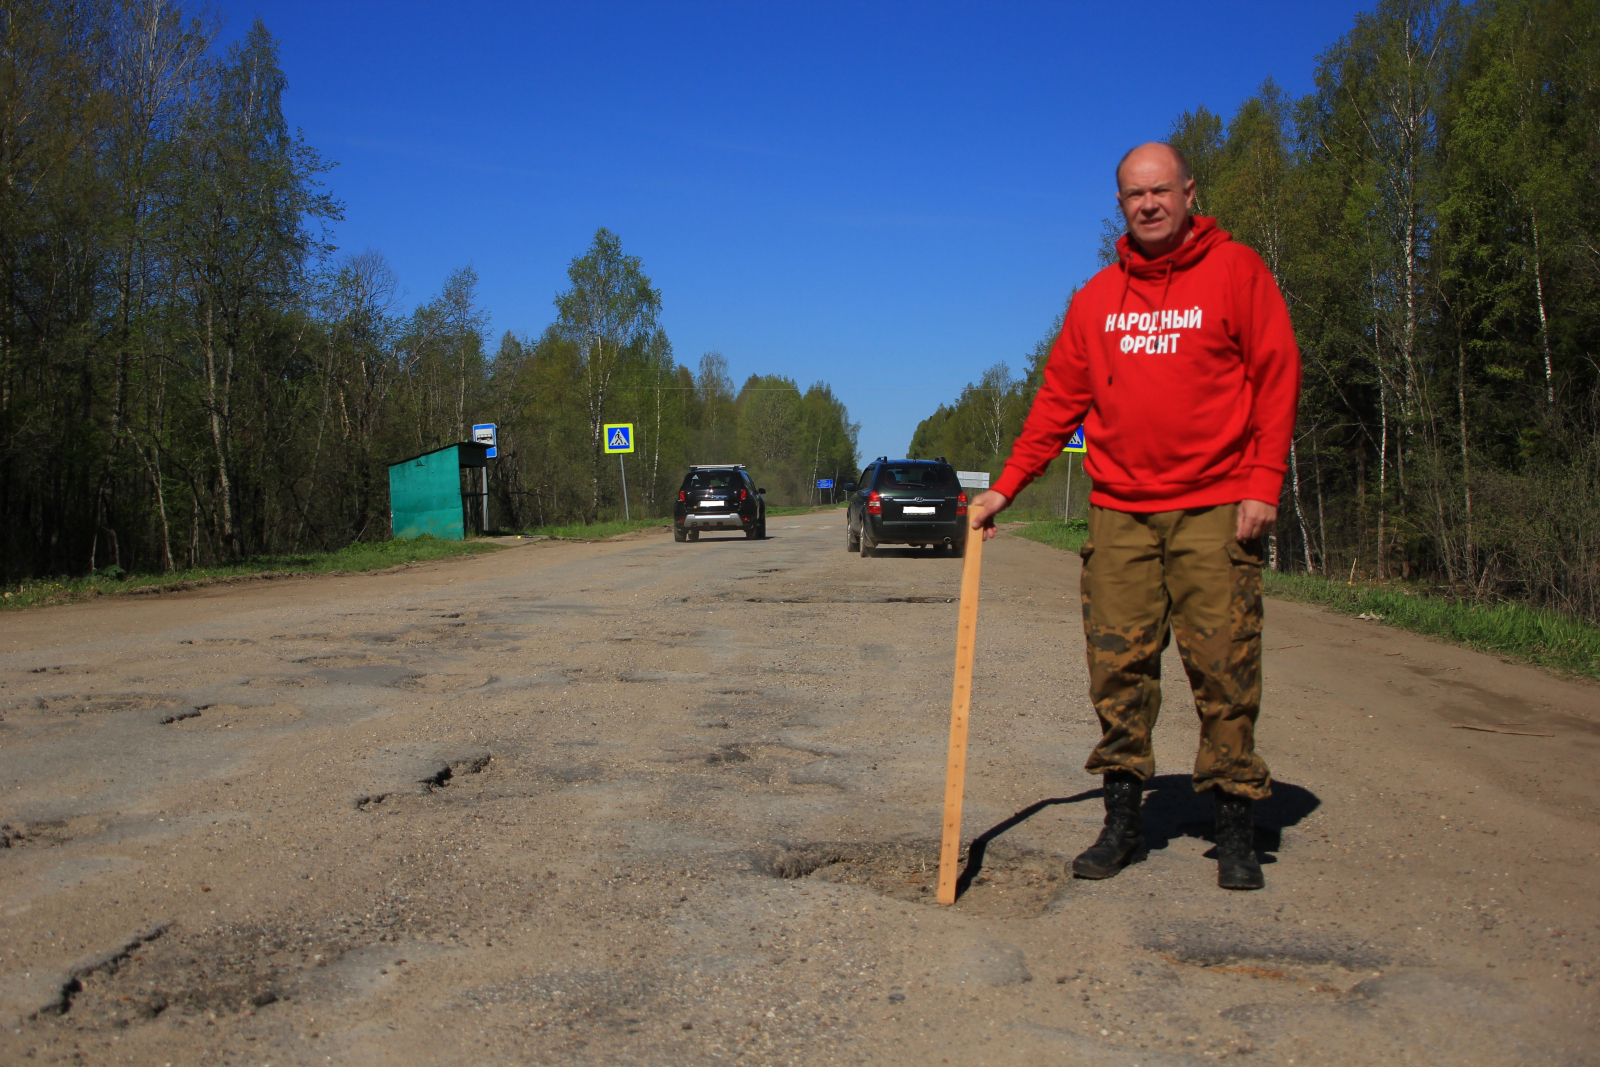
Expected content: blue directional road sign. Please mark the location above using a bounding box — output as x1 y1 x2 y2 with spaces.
603 423 635 454
1062 425 1087 454
471 423 497 458
816 478 834 489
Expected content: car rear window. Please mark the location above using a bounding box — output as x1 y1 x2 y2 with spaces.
683 470 743 490
876 465 955 490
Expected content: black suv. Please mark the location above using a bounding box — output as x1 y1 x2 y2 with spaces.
673 465 767 541
844 457 968 556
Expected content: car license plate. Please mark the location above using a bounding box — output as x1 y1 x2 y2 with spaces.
698 501 724 508
903 506 935 515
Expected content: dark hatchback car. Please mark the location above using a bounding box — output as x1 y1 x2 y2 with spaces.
845 457 968 557
673 465 767 541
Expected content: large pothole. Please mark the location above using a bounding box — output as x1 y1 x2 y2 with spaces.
760 838 1064 915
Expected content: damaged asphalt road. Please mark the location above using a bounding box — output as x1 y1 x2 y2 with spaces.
0 512 1596 1065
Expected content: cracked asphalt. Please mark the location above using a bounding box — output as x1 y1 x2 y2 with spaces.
1 511 1597 1065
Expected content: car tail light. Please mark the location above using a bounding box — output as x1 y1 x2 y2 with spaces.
678 490 686 502
739 489 747 501
867 491 881 515
956 490 968 516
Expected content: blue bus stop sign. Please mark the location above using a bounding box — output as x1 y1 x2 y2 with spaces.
472 423 497 458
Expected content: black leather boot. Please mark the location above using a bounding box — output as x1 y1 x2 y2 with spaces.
1214 792 1265 890
1071 771 1147 879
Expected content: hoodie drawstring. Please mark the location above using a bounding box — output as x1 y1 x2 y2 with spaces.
1109 255 1173 388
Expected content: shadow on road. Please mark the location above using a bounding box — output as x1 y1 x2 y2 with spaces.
954 788 1101 897
953 775 1321 897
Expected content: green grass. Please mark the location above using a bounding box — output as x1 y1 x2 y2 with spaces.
1 535 502 611
1013 518 1090 554
521 503 844 540
1262 572 1600 679
1010 519 1600 679
522 517 669 540
766 502 848 516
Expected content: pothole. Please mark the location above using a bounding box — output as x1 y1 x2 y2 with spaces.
36 918 364 1026
35 692 182 715
293 653 371 668
1144 921 1391 973
355 749 492 809
243 675 324 688
742 595 954 605
169 703 303 729
760 839 1063 914
2 819 72 849
389 674 496 694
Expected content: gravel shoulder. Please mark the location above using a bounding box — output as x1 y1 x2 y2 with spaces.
1 514 1595 1065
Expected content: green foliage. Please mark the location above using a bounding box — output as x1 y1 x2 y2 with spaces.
916 0 1600 628
0 536 499 611
0 7 860 585
523 518 667 540
1263 572 1600 679
1008 518 1600 678
907 310 1086 517
1012 519 1090 554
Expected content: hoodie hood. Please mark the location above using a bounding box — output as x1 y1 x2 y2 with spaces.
1116 215 1231 277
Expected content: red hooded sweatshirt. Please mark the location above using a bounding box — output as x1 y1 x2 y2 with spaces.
993 217 1301 513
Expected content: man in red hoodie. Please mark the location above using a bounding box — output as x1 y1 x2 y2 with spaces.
969 142 1301 890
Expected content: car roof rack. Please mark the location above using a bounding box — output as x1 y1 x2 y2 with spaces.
688 463 747 470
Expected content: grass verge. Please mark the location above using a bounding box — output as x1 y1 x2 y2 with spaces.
766 502 848 516
1013 519 1090 554
2 536 502 611
522 517 668 540
521 504 843 541
1262 572 1600 679
1012 520 1600 679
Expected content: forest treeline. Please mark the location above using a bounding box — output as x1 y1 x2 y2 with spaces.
0 1 857 583
913 0 1600 624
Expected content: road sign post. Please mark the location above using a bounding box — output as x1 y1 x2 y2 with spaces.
1062 425 1087 522
603 423 635 522
471 424 497 533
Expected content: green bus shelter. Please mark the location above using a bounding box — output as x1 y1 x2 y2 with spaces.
388 442 491 540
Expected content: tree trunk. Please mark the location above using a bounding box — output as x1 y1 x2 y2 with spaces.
1378 389 1388 580
203 304 237 558
1289 434 1313 574
1530 212 1555 409
1456 328 1474 583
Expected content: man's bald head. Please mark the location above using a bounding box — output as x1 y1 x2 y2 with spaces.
1116 142 1192 188
1114 142 1197 258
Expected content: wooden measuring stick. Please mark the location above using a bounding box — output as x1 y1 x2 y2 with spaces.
936 525 985 905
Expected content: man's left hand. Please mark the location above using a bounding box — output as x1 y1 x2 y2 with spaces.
1236 500 1278 542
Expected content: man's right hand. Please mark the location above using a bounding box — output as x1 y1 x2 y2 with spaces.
968 490 1011 540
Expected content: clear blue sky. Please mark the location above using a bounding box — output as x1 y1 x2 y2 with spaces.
219 0 1369 465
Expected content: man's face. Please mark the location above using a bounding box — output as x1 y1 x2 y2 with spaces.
1117 149 1196 255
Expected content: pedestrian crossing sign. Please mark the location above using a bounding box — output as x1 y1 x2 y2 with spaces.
603 423 635 454
1062 425 1087 454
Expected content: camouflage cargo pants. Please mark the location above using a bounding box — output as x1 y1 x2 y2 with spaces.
1079 504 1272 799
